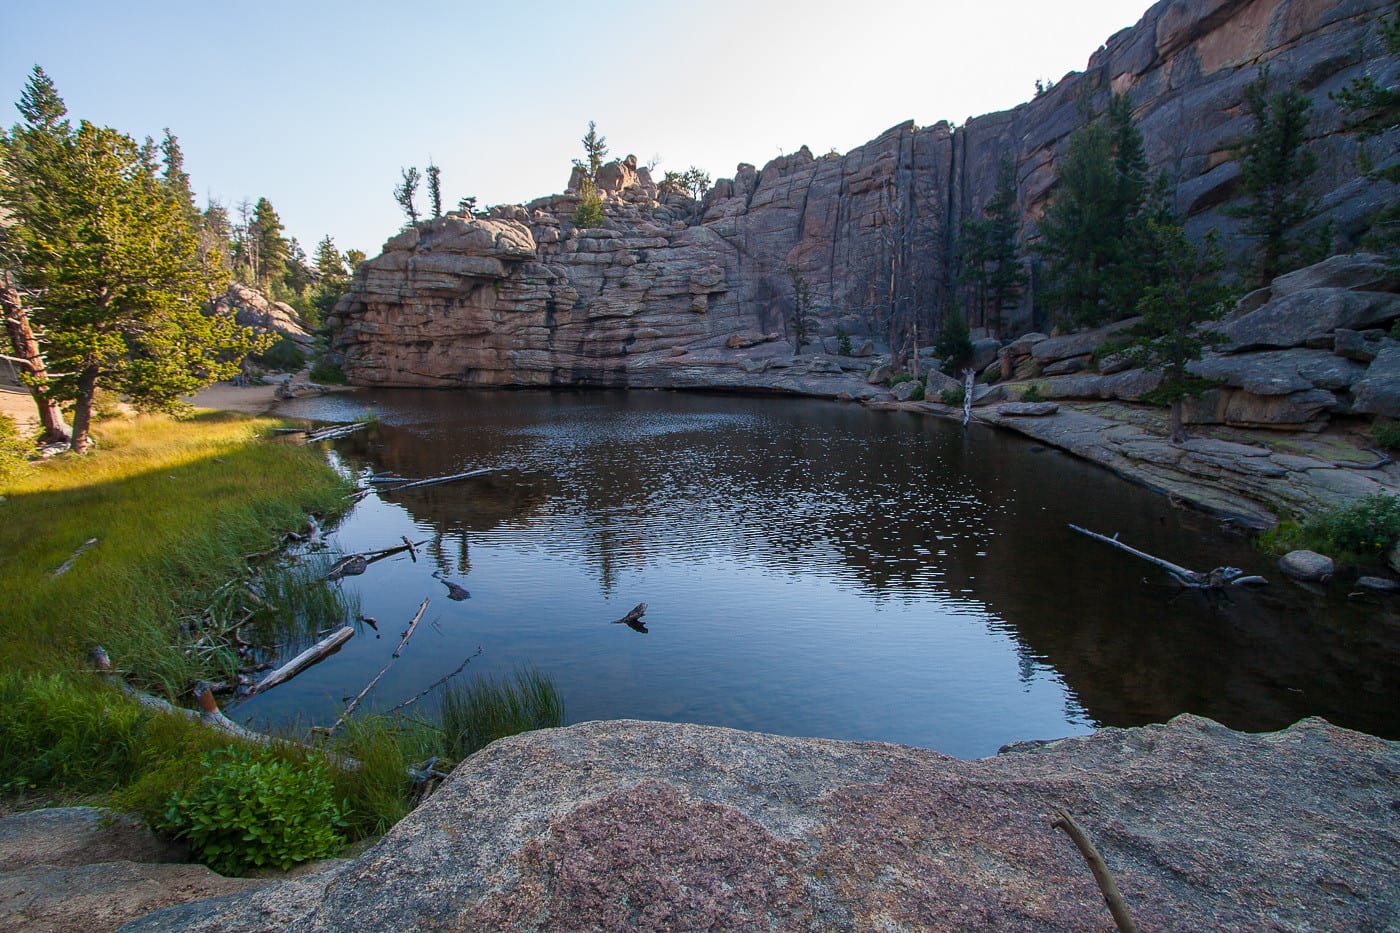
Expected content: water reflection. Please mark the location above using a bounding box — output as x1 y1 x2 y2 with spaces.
253 389 1400 756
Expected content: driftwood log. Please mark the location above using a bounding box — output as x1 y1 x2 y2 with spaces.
326 539 428 580
393 598 430 658
301 421 367 444
246 626 354 696
1068 524 1266 589
320 598 431 737
380 467 505 493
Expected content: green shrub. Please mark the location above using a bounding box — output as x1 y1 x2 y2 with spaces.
252 336 305 372
309 358 349 385
1021 384 1046 403
886 373 914 387
159 746 346 875
1373 420 1400 451
438 667 563 760
939 385 966 407
908 383 925 402
1259 493 1400 562
0 414 31 484
934 311 973 365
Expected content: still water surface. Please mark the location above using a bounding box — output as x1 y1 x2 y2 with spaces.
236 390 1399 757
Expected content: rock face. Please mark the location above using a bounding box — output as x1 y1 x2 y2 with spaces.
212 283 313 354
332 0 1397 391
125 716 1399 932
0 807 262 933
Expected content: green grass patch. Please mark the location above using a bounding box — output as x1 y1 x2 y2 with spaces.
0 412 352 692
437 667 564 760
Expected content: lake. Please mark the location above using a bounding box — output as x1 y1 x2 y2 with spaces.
233 389 1400 758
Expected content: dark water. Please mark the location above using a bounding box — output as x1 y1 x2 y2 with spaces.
234 389 1400 757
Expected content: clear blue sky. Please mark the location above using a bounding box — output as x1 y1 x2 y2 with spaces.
4 0 1150 257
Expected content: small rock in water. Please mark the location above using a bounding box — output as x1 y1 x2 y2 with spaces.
1354 576 1399 593
1279 549 1334 582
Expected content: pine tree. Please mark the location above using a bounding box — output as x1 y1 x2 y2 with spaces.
581 121 608 177
983 157 1027 337
786 265 814 353
1121 223 1231 442
252 197 289 290
0 71 253 452
394 166 420 226
570 123 607 229
426 163 443 219
1228 67 1323 284
1036 93 1150 327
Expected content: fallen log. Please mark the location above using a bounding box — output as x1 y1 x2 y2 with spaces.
394 598 430 658
246 626 354 696
1068 524 1263 589
326 539 428 580
320 599 430 737
433 573 470 601
382 466 504 492
301 421 368 444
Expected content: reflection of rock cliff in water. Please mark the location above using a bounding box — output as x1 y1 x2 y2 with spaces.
332 0 1398 390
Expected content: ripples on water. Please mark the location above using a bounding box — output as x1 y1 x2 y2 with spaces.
239 389 1400 757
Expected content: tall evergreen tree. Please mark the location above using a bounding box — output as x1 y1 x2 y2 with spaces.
252 197 289 290
394 166 420 226
1036 93 1148 327
983 156 1027 337
0 70 253 452
1228 67 1323 284
580 120 608 177
426 162 443 219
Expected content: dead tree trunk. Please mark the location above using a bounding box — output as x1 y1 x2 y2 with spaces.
1 275 70 443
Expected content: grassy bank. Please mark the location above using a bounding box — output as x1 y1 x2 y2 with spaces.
0 411 564 871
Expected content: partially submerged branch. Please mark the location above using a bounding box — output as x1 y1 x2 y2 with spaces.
610 602 648 633
1068 524 1265 589
245 625 354 696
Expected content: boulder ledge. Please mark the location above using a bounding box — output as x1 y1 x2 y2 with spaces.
125 716 1398 931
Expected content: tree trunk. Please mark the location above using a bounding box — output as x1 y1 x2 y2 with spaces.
69 365 98 454
0 278 70 443
1169 399 1185 444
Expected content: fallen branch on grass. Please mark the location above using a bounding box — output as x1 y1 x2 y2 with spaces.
1068 524 1266 589
245 626 354 696
52 538 99 577
1051 808 1139 933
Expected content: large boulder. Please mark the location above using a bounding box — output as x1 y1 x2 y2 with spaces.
1187 349 1365 395
1267 252 1400 299
1214 289 1400 352
1279 550 1335 582
212 284 314 355
124 717 1400 932
1353 347 1400 418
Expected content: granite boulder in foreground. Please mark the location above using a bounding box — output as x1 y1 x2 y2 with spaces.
125 716 1399 932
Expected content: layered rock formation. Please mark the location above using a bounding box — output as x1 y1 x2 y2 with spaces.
123 716 1400 931
212 283 314 356
332 0 1397 392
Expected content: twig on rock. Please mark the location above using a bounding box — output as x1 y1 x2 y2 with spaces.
1051 808 1139 933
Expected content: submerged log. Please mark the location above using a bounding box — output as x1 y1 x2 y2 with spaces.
393 598 430 658
1068 524 1264 589
383 467 504 492
322 598 432 737
246 626 354 696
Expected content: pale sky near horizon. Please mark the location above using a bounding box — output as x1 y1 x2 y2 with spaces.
3 1 1151 258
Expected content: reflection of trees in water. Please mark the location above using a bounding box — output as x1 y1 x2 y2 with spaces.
327 389 1400 740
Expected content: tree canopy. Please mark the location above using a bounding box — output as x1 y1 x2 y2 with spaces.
0 67 258 451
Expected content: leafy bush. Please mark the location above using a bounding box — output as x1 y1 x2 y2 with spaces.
309 358 349 385
0 414 31 484
886 373 914 387
908 383 925 401
835 326 853 357
1374 420 1400 451
438 667 563 761
159 746 346 875
1259 493 1400 562
251 336 305 372
939 385 966 407
1021 384 1046 402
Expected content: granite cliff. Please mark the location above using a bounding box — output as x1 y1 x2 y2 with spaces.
331 0 1397 393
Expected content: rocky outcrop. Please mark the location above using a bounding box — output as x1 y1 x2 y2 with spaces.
332 0 1396 392
212 283 313 354
0 808 263 933
124 716 1399 932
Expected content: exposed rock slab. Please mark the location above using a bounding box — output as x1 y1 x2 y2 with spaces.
0 808 186 871
123 716 1399 932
